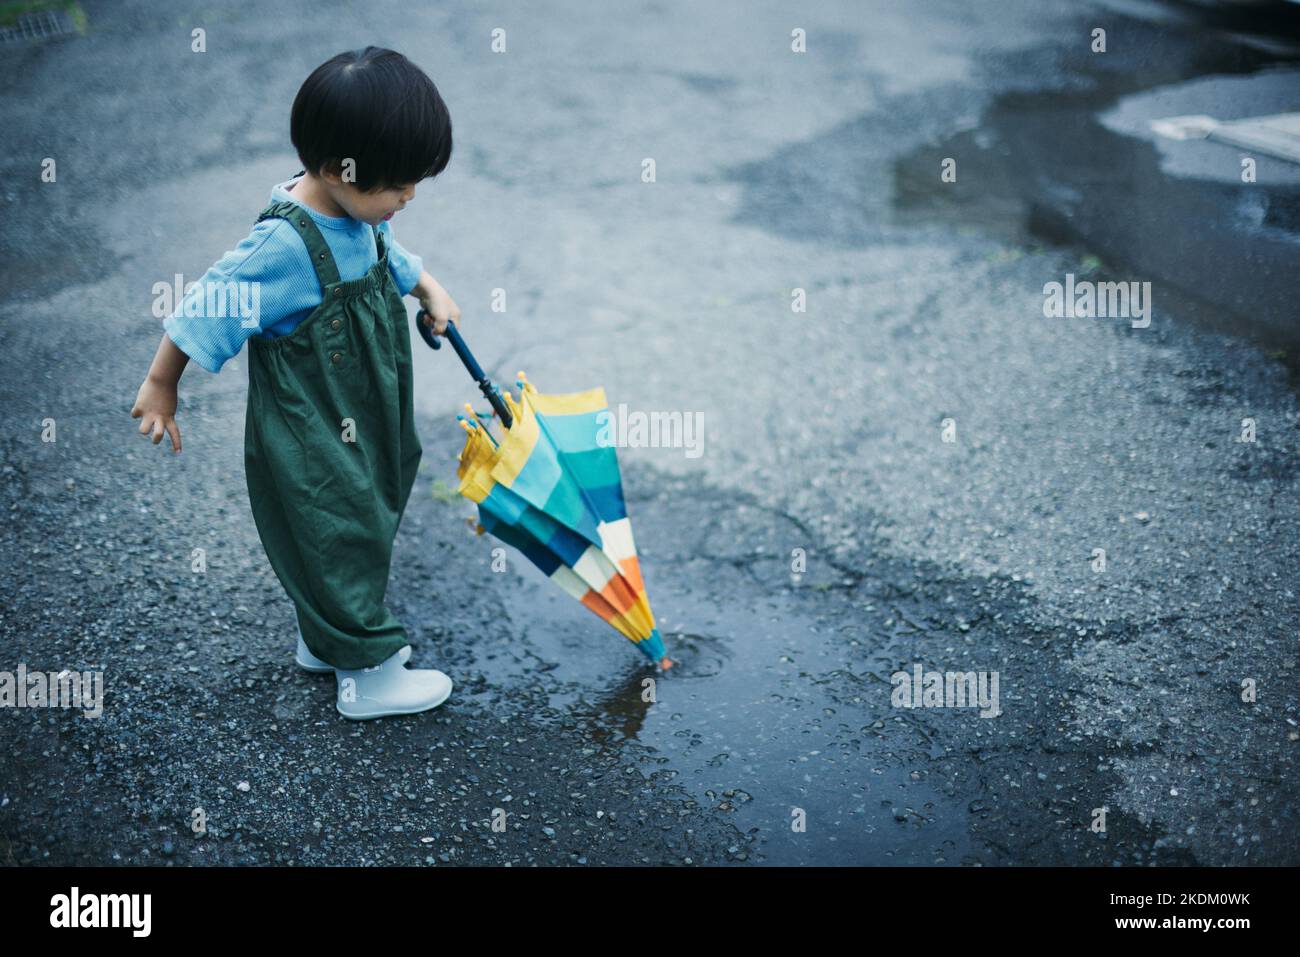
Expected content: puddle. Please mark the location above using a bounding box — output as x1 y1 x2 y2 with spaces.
895 21 1300 359
725 6 1300 361
490 554 975 863
428 467 1093 865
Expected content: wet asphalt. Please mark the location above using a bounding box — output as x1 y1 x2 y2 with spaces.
1 0 1299 866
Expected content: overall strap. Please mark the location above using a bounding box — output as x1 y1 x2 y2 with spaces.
256 198 341 290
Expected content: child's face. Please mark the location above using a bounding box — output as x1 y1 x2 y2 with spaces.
324 175 417 227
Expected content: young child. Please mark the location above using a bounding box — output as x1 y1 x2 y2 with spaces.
130 47 458 720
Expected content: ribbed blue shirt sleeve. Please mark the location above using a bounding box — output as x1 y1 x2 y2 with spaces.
163 220 316 374
382 222 423 295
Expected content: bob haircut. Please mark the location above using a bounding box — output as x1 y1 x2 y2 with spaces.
290 46 452 192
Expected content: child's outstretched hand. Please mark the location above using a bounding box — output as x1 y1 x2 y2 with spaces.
131 376 182 453
413 270 460 336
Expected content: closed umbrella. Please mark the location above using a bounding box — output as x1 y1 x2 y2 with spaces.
419 312 670 669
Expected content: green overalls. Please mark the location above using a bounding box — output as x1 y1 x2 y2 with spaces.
243 199 422 670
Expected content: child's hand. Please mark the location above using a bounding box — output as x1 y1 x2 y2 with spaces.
131 376 182 453
413 270 460 336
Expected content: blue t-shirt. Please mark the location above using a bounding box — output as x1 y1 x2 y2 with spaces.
163 173 423 374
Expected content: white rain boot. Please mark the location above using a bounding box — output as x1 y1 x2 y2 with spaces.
335 648 453 720
296 632 410 672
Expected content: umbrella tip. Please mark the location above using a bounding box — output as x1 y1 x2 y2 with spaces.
657 656 674 671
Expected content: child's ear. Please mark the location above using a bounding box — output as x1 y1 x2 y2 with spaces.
318 160 347 186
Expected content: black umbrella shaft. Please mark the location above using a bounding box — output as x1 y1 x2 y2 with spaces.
416 310 514 428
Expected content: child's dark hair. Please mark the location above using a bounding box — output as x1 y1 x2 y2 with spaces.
291 46 452 192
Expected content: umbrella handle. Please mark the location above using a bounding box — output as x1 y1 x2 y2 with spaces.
416 309 514 429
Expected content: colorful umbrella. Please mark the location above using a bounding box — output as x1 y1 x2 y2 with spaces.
418 312 670 669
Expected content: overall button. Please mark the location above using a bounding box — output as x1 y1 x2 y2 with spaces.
332 288 343 298
331 352 343 365
330 319 341 331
